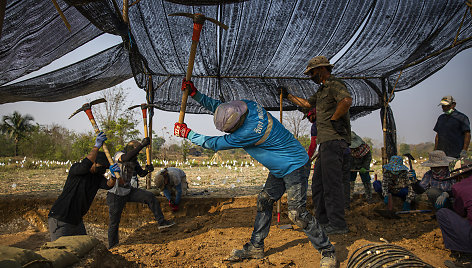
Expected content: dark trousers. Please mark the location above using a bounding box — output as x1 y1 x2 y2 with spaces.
437 208 472 253
48 217 86 241
312 140 348 228
250 162 334 254
342 149 351 208
107 188 165 248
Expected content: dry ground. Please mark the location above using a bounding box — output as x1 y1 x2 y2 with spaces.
0 161 454 267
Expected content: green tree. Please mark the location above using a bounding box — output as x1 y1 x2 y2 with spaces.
93 86 140 154
399 143 411 156
0 133 15 156
0 111 35 156
71 132 95 160
152 136 166 151
20 124 77 161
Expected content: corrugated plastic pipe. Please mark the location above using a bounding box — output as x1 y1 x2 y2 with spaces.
347 243 434 268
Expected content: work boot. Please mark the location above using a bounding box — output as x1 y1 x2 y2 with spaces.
324 225 349 235
363 180 373 202
226 242 264 261
158 219 175 229
320 251 337 268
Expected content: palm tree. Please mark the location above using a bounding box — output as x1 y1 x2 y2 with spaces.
0 111 35 156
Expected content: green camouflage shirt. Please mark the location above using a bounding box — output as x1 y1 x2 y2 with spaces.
307 76 351 144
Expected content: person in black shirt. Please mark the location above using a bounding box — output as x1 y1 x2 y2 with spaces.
434 96 470 158
48 132 120 241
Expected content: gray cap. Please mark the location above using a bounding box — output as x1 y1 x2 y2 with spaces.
214 100 248 132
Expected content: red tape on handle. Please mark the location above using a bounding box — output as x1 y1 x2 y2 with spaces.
192 23 203 41
142 108 147 118
85 109 94 120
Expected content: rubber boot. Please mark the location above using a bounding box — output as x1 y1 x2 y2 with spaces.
363 180 374 203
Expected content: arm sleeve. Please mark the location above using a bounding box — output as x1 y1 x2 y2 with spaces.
307 136 317 158
330 80 351 102
418 172 431 192
412 181 426 194
120 146 144 162
192 91 222 113
69 158 93 176
188 130 260 151
163 188 172 202
174 184 182 204
135 164 148 177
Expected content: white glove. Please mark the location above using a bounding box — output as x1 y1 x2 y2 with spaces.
435 192 449 209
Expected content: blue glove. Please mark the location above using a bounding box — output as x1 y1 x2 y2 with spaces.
94 132 107 148
408 170 416 181
435 192 449 209
384 195 389 205
402 201 411 211
109 163 120 177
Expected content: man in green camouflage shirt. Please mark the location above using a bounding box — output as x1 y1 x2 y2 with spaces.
279 56 352 235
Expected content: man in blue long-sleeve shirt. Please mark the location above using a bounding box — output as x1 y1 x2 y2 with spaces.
173 80 337 268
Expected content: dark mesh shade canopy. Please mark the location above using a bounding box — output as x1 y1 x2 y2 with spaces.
1 0 471 118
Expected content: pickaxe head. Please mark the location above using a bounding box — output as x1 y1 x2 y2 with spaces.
69 98 106 119
403 153 415 161
128 103 159 118
168 13 229 30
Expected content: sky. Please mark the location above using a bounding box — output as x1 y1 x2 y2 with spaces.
0 34 471 146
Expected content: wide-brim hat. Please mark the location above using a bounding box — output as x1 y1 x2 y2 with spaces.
447 160 472 180
383 155 409 172
303 56 334 75
421 150 456 167
349 131 363 149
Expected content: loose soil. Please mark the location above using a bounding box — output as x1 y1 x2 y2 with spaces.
0 163 454 267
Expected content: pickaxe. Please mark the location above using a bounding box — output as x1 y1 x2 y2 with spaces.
168 12 228 123
403 153 415 170
69 98 123 182
128 103 158 167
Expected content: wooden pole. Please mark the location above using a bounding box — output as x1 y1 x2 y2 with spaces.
146 74 153 189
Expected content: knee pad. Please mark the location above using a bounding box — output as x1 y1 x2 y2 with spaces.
288 208 313 229
257 190 275 212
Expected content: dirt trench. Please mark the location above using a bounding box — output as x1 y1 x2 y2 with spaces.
0 193 454 267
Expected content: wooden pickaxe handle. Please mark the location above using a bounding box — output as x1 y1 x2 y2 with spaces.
178 23 202 124
84 109 122 181
277 92 283 223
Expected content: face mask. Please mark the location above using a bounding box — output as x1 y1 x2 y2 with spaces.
444 109 453 115
311 73 321 84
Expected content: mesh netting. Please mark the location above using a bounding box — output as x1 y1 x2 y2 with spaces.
1 0 471 156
